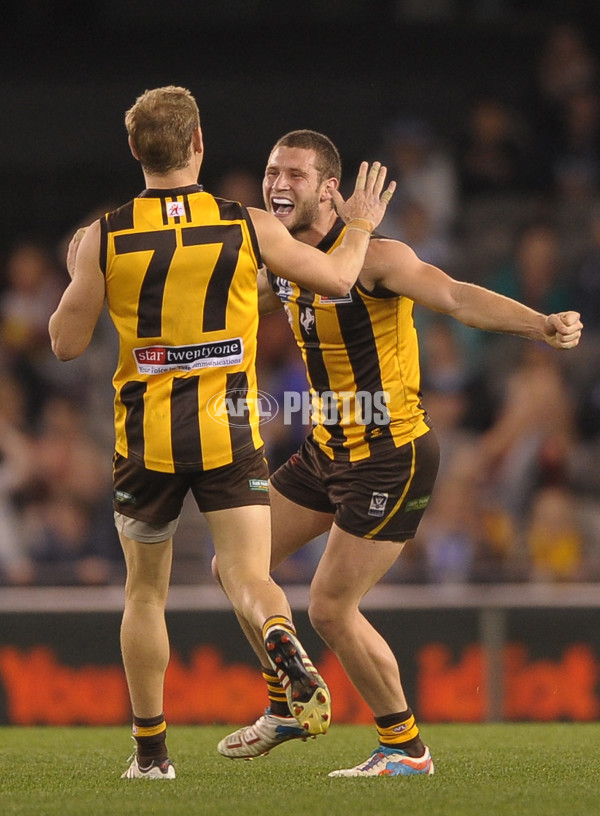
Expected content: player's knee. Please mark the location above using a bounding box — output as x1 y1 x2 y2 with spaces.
308 596 343 639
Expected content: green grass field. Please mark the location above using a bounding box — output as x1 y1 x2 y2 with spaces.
1 723 597 816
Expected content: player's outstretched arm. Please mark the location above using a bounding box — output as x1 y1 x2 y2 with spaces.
366 238 583 351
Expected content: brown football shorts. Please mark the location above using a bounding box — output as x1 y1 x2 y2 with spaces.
270 430 440 541
112 444 270 525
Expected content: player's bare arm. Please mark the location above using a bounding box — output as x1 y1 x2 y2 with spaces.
361 238 583 350
49 220 106 361
250 161 395 297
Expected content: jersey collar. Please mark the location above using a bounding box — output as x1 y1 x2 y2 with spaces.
315 216 345 253
139 184 204 197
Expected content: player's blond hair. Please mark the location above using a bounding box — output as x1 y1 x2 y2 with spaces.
125 86 200 175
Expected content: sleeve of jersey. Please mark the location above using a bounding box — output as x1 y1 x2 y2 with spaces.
265 268 277 293
98 216 108 277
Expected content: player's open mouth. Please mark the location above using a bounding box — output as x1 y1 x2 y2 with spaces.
271 197 295 216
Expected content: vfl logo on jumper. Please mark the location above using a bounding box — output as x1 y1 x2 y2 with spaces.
167 201 185 218
274 276 293 302
368 492 389 518
207 388 279 427
133 339 243 374
299 306 315 334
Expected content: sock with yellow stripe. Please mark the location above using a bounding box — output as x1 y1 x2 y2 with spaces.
132 713 168 764
261 667 292 717
375 708 425 757
261 615 295 641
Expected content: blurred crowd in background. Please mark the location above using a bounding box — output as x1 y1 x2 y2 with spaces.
1 17 599 588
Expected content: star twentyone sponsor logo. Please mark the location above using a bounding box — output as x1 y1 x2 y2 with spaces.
133 339 244 374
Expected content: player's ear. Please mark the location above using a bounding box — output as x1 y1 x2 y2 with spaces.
193 126 203 155
320 177 339 202
128 136 140 161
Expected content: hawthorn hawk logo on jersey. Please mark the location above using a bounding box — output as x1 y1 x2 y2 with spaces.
299 306 315 334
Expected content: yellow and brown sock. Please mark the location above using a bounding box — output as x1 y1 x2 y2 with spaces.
132 713 168 764
262 667 291 717
375 708 425 757
261 615 295 641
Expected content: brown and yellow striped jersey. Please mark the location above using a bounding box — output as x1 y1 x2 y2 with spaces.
100 184 264 473
268 217 431 462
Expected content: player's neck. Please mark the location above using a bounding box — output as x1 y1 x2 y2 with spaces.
143 168 200 190
294 209 338 247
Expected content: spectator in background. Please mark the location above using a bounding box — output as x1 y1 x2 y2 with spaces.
531 21 598 193
23 493 117 586
536 21 597 111
455 95 534 197
472 343 577 523
550 84 600 201
379 115 458 243
416 443 521 584
572 203 600 330
33 395 112 508
0 375 36 585
213 166 264 208
526 485 584 582
382 198 456 270
566 205 600 503
0 240 62 426
430 342 584 582
418 317 494 435
415 320 517 583
484 218 573 316
21 394 121 584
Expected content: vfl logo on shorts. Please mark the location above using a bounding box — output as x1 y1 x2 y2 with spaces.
248 479 269 492
133 338 243 374
368 492 389 518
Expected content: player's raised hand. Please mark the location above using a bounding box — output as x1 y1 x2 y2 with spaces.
332 161 396 231
543 311 583 349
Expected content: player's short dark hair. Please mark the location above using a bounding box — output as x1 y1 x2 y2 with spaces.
271 130 342 182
